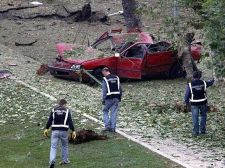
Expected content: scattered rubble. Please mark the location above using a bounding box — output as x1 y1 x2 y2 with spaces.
0 2 109 23
0 69 12 79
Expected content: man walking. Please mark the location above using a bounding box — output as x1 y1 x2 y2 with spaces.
101 67 122 132
43 99 76 168
184 71 214 136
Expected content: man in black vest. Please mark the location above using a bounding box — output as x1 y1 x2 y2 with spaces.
184 71 214 136
43 99 76 168
101 67 122 132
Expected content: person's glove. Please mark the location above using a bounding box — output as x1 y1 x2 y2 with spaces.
43 129 49 137
72 131 76 140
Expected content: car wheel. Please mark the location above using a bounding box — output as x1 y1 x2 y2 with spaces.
170 63 186 78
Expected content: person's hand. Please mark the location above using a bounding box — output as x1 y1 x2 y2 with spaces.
72 131 76 140
186 103 191 112
43 129 49 137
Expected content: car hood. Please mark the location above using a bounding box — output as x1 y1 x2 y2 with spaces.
56 43 110 61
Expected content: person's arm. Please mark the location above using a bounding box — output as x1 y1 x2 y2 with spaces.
206 79 215 87
102 80 107 103
68 110 75 131
184 85 191 104
45 111 53 129
119 84 122 101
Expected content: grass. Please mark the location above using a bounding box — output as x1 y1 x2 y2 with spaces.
1 40 224 165
0 80 182 168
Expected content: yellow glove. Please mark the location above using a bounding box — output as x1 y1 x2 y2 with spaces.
72 131 76 140
43 129 49 137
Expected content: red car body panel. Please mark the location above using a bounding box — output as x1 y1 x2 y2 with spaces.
48 30 202 81
143 51 176 75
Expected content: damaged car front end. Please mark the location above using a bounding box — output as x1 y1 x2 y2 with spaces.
48 29 202 84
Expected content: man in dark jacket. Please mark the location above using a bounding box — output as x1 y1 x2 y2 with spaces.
43 99 76 168
101 67 122 132
184 71 214 136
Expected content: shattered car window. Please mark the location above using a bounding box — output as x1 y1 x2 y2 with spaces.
111 33 139 50
95 39 114 52
63 45 111 59
110 32 153 52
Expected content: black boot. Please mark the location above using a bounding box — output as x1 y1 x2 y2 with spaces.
50 163 54 168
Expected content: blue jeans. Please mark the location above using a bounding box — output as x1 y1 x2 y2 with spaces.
191 104 208 135
49 130 69 165
103 98 120 130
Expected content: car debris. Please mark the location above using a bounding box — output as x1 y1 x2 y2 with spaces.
0 70 12 79
107 10 123 17
29 1 43 6
36 64 49 76
47 28 202 85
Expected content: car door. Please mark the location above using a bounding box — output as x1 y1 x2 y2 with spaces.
143 50 176 76
116 44 146 79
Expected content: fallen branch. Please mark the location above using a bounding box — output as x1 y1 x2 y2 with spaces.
0 5 39 13
15 39 38 46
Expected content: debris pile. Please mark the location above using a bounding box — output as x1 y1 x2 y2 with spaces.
68 130 108 144
175 101 218 113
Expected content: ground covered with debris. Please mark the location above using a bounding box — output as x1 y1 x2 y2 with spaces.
0 0 225 168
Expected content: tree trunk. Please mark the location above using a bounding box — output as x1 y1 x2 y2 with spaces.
178 33 198 81
121 0 142 32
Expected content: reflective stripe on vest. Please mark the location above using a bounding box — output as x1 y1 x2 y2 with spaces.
52 109 69 128
188 80 207 102
103 76 120 96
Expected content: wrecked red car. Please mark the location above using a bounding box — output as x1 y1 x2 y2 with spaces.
48 29 202 83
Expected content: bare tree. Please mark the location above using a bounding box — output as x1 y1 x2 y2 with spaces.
121 0 142 32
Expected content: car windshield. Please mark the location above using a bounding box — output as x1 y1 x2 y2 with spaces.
63 44 112 60
62 31 153 60
111 32 153 52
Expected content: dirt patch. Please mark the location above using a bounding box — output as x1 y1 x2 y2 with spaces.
0 0 125 63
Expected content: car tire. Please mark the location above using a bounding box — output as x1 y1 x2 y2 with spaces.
170 63 186 78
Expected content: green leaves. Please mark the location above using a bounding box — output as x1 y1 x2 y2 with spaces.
183 0 225 77
140 0 225 77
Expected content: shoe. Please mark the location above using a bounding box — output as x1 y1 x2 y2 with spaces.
109 128 116 132
49 163 54 168
192 133 199 137
59 161 70 165
102 128 110 132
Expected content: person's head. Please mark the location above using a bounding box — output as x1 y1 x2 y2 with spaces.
58 99 67 106
102 67 110 76
193 71 202 79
